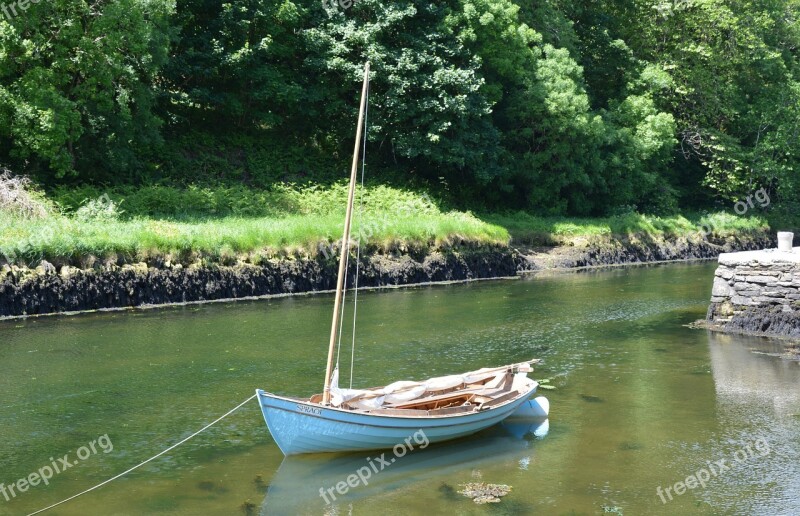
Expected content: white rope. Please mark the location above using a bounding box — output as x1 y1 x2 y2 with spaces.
335 235 351 369
27 394 257 516
336 68 370 375
350 77 369 390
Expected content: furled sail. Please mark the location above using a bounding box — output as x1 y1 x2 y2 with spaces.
328 361 536 410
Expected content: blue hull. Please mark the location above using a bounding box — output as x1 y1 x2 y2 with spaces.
256 383 538 455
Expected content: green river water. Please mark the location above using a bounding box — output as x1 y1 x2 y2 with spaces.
1 262 798 515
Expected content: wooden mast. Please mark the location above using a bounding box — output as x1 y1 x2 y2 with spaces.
322 62 370 405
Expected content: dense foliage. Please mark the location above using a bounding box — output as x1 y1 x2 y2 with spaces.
0 0 797 215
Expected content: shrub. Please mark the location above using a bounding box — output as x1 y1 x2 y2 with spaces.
75 195 124 222
0 168 54 219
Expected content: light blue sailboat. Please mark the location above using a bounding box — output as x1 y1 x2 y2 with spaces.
256 62 549 456
256 368 548 455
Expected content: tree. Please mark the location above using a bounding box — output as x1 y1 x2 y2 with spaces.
0 0 174 181
303 0 505 187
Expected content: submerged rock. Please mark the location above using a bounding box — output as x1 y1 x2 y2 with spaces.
458 482 512 504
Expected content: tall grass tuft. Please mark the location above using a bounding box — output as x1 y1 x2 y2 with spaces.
0 169 55 219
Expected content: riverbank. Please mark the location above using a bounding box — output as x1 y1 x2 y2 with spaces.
0 181 780 317
516 230 774 270
0 244 516 318
0 230 774 318
2 182 777 266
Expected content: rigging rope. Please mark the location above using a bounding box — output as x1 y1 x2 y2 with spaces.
26 394 257 516
335 233 351 370
334 68 370 385
350 77 369 390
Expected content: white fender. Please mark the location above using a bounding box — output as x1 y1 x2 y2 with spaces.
510 396 550 418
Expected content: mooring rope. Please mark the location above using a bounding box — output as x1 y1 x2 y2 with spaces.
27 393 257 516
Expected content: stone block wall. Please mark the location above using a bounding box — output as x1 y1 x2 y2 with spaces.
707 248 800 338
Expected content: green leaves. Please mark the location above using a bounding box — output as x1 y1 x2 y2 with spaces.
305 0 502 182
0 0 174 179
0 0 796 214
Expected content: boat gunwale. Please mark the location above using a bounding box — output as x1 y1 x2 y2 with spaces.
256 382 537 422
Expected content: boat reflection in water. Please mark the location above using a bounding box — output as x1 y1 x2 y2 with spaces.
260 417 549 515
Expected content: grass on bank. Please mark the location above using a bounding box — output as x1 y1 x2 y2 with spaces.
485 210 772 246
0 181 777 266
0 212 508 265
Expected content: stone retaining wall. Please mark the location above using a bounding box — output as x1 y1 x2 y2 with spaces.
706 248 800 338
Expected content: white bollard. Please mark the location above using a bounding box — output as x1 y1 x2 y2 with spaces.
777 232 794 252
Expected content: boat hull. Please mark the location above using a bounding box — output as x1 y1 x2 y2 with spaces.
256 383 538 455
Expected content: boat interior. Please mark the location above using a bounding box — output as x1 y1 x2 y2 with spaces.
305 368 534 417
